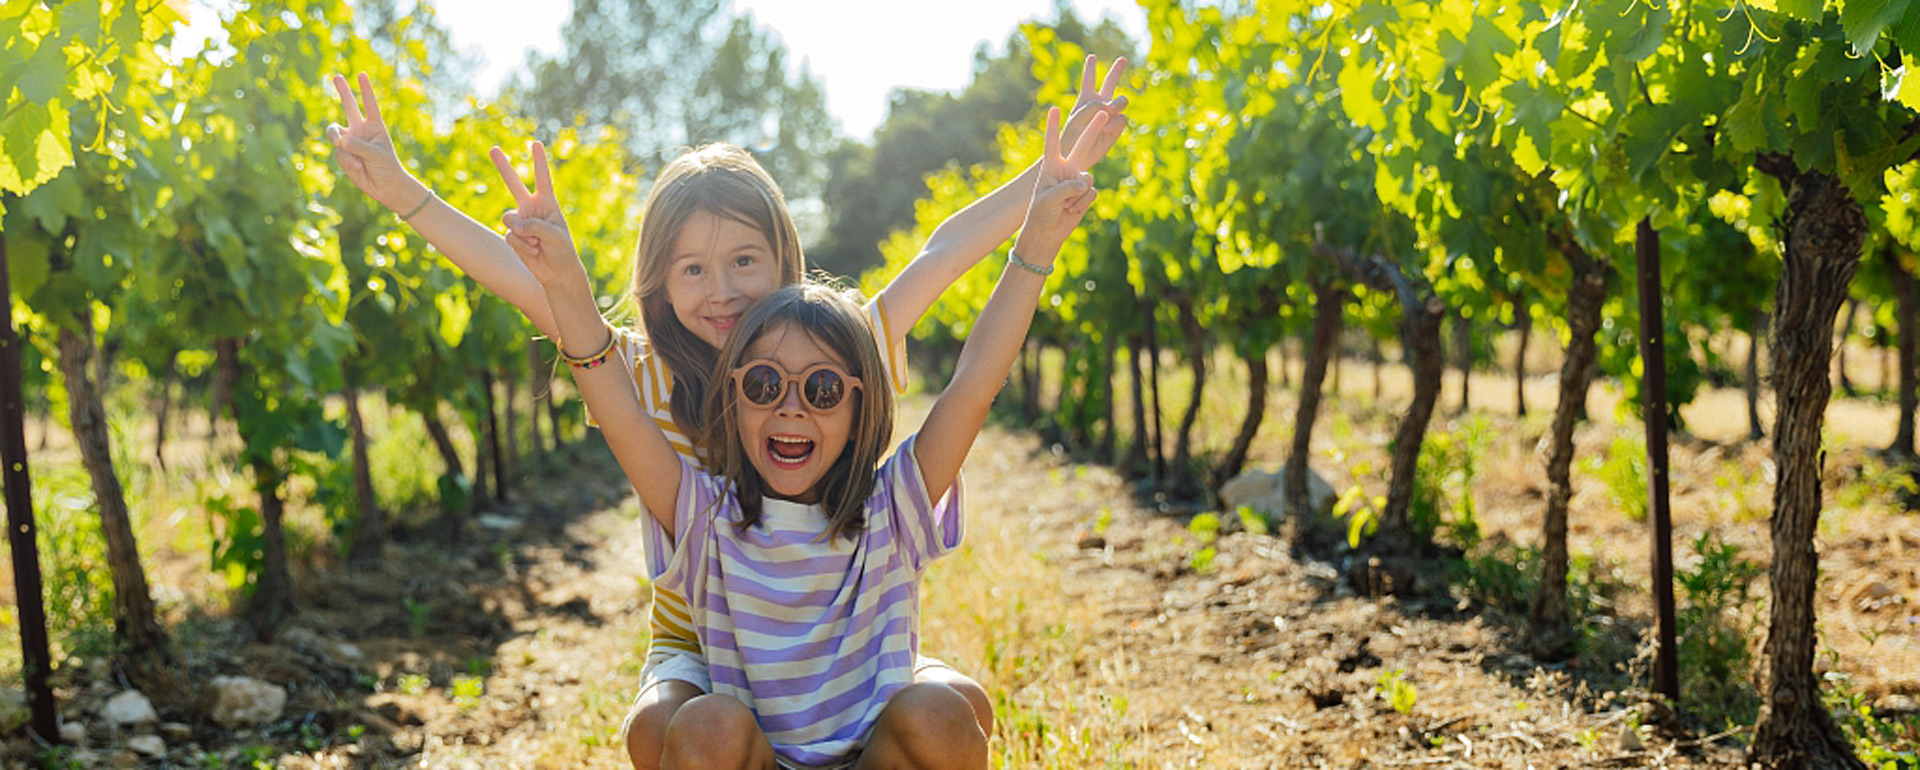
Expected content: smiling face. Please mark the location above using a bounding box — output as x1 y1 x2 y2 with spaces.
734 322 858 503
664 208 782 349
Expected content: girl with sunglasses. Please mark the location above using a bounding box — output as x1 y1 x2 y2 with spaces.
326 55 1128 766
497 106 1106 768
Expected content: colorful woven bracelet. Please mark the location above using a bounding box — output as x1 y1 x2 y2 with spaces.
561 327 618 371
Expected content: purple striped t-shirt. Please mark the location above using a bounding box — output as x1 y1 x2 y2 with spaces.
659 434 964 767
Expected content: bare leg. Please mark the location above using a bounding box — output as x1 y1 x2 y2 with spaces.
623 680 704 770
661 694 778 770
913 663 994 739
853 683 989 770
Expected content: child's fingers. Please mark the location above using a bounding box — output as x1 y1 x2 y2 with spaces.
532 140 553 199
341 135 383 159
358 72 383 125
1043 107 1062 163
1063 112 1110 170
1078 54 1099 101
504 230 540 261
330 74 362 126
489 146 536 206
1101 57 1128 100
512 215 568 243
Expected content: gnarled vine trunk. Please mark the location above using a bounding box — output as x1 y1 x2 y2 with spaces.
1748 160 1869 770
1514 298 1530 418
55 312 171 681
1170 293 1208 494
1527 230 1607 661
1888 249 1916 456
1313 243 1445 545
1287 281 1346 515
1748 310 1767 442
345 377 385 568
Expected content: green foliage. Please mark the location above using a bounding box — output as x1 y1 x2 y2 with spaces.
1186 513 1219 574
29 467 117 662
1674 532 1764 728
1410 417 1488 549
1376 669 1417 715
1587 435 1650 523
1824 656 1920 767
1235 505 1270 537
206 494 267 596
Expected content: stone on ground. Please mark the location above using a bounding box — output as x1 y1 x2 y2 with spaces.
1218 465 1336 520
210 676 287 728
102 690 158 727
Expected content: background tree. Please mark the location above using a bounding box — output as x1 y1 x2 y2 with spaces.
510 0 834 198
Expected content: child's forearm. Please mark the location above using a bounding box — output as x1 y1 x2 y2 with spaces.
387 177 562 340
541 275 681 527
880 162 1042 342
913 242 1055 499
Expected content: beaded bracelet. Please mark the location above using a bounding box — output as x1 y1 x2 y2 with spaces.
1007 249 1054 277
560 326 618 371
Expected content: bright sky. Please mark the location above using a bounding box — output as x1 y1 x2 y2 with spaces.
431 0 1147 140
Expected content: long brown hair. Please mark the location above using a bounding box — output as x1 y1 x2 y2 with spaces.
631 144 805 438
699 283 894 540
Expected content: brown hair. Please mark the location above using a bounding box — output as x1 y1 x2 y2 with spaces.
699 283 894 540
630 144 806 438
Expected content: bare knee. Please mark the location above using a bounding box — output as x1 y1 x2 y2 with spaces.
861 683 988 769
916 669 994 739
662 694 775 770
624 681 703 770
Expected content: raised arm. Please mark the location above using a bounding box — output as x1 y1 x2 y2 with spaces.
914 108 1107 502
490 141 682 528
326 73 561 341
877 55 1129 349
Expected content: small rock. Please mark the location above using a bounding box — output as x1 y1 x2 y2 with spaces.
160 721 192 741
478 514 522 533
1219 466 1337 521
1076 528 1106 550
111 749 141 768
1617 724 1644 752
102 690 158 727
210 676 286 728
128 734 165 757
1877 693 1919 718
59 720 86 744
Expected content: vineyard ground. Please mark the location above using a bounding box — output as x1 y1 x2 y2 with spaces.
0 336 1916 766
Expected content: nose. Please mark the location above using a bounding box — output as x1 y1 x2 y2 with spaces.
775 377 808 417
713 269 742 304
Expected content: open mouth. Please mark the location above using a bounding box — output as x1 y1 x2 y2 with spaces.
766 434 815 469
708 314 740 331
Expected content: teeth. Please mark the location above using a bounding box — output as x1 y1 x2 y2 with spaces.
771 436 809 444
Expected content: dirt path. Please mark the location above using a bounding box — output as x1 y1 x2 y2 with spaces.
6 393 1890 767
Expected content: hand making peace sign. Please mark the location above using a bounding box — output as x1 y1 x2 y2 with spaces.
326 73 429 214
1061 55 1130 173
489 141 584 289
1016 106 1109 259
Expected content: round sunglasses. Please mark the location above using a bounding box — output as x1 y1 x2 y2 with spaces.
730 360 864 413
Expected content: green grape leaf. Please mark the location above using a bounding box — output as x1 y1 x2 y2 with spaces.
15 166 81 233
1840 0 1909 54
1337 58 1385 129
16 40 66 104
1772 0 1829 22
435 289 471 349
1895 65 1920 112
4 226 51 300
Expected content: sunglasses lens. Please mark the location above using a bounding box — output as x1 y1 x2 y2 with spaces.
803 369 846 410
740 364 785 405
